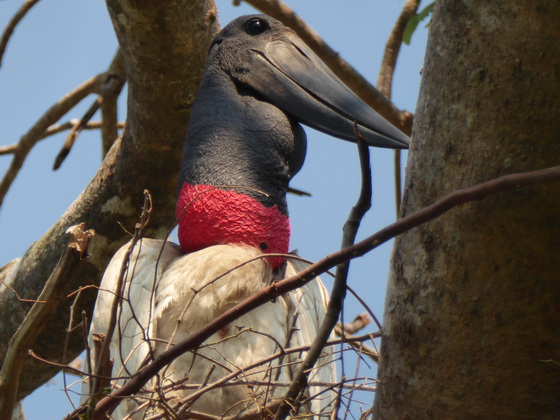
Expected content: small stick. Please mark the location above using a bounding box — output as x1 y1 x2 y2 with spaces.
0 223 93 419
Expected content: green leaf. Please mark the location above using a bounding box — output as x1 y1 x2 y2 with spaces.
403 2 435 45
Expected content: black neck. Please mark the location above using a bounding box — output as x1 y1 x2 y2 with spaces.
179 68 307 215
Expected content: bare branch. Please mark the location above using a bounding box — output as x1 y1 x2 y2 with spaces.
286 186 311 197
0 223 93 419
53 101 104 171
335 313 371 336
275 130 373 419
342 339 378 365
377 0 421 98
0 121 125 156
62 290 85 409
174 334 375 412
91 164 560 418
0 0 41 67
66 333 374 419
335 314 378 363
28 350 88 378
346 287 382 331
376 0 420 217
0 73 106 207
101 50 126 157
241 0 412 134
53 50 126 170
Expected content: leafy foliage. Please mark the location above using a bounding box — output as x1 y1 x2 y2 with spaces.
403 2 434 45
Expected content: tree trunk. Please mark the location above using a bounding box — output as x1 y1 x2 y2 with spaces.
375 2 560 419
0 0 218 400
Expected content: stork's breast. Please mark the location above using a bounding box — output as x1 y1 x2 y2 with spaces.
154 244 274 336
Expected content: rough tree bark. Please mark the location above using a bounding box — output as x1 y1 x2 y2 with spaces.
375 2 560 419
0 0 218 400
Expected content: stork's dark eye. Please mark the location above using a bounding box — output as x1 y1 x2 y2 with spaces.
245 18 268 36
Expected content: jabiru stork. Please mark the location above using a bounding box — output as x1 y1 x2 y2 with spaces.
87 14 409 419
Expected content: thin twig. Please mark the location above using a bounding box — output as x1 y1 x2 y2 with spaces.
202 379 376 392
87 333 115 403
241 0 412 133
334 314 378 362
286 186 311 197
377 0 421 217
347 285 382 331
360 405 374 420
173 399 283 420
53 50 126 169
335 313 371 336
0 73 106 207
90 164 560 419
0 0 41 67
101 50 126 157
67 334 373 420
62 289 84 410
377 0 421 99
342 338 378 364
52 103 104 170
0 223 93 419
330 375 345 420
274 128 372 419
28 350 88 378
82 310 92 382
158 377 376 418
89 191 152 406
0 278 47 304
0 121 125 156
176 335 376 411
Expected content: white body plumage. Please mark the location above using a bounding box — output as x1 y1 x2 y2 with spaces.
87 238 335 418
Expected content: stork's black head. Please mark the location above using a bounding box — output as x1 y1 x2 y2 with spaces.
207 14 410 149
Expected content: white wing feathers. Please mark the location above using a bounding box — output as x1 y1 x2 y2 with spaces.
86 240 336 418
89 239 180 377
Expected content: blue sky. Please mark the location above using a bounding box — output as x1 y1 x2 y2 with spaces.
0 1 428 417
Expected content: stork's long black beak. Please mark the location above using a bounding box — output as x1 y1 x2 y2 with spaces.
241 32 409 149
